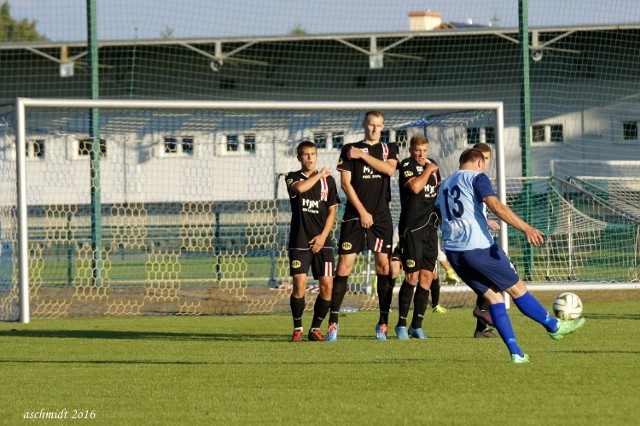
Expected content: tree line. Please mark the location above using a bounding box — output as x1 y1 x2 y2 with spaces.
0 1 47 42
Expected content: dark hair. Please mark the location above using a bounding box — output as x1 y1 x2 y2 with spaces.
472 142 491 154
459 148 485 165
409 135 429 147
296 140 316 157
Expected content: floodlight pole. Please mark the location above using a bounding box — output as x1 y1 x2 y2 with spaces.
519 0 534 281
87 0 104 287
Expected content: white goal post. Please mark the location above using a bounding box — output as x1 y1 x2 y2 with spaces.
9 98 507 323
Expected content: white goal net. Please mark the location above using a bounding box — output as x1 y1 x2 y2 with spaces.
0 99 504 321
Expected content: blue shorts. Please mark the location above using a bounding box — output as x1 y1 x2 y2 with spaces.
445 244 519 296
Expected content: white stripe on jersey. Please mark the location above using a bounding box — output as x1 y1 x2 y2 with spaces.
425 159 439 184
320 177 328 201
382 143 389 161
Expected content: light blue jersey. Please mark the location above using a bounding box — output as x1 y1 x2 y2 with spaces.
436 170 496 251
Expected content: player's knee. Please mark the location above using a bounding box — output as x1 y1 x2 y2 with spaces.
318 277 332 295
375 264 390 275
337 253 356 267
483 287 505 304
336 263 353 276
291 275 307 297
404 271 419 285
505 280 528 299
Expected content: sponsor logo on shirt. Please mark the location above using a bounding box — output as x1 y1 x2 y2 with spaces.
362 164 382 180
302 198 320 214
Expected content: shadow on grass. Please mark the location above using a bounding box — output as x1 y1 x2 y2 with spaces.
552 349 640 355
0 329 284 342
583 313 640 320
0 356 473 366
0 328 463 342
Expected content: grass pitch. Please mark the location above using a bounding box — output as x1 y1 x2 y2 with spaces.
1 301 639 425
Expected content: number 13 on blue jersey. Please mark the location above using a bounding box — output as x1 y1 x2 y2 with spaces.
442 185 464 221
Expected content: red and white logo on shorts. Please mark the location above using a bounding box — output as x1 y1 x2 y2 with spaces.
374 238 384 252
324 262 333 277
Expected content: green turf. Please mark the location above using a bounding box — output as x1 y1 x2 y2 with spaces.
1 302 639 424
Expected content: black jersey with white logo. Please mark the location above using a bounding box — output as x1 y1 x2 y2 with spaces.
285 170 340 250
336 141 399 220
398 157 441 233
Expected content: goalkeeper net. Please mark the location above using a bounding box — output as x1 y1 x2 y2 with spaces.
543 177 640 282
0 99 503 320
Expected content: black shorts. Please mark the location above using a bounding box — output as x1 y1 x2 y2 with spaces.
391 244 402 261
338 212 393 255
400 224 438 274
289 247 334 279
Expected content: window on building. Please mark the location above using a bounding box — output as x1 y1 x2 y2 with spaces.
244 134 256 153
531 125 546 143
314 132 327 149
182 137 194 154
226 135 239 152
623 121 638 141
224 134 255 154
532 124 564 143
467 127 481 145
485 126 496 144
332 132 344 149
550 124 564 143
163 136 194 155
78 138 107 157
396 129 408 148
164 137 178 153
26 139 45 159
380 130 391 144
467 127 496 145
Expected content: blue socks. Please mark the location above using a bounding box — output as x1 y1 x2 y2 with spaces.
489 303 523 357
513 292 559 332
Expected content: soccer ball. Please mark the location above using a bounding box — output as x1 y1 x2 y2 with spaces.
552 292 583 320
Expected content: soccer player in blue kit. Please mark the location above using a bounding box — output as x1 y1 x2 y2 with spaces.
437 148 585 363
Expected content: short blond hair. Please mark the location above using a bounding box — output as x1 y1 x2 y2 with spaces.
364 110 384 121
410 135 429 148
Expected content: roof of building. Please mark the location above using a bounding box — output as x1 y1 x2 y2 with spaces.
1 22 639 51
